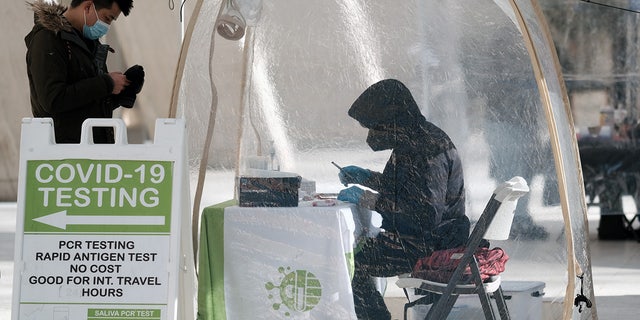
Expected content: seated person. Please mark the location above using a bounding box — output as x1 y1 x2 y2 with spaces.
337 79 470 319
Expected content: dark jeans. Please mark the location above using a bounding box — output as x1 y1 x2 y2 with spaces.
352 232 421 320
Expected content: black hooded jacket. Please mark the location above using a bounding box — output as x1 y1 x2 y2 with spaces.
349 79 470 255
25 0 117 143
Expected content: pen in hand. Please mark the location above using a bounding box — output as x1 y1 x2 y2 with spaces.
331 161 351 187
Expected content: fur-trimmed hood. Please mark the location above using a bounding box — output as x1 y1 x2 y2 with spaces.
26 0 72 34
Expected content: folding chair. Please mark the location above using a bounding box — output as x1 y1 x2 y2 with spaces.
396 176 529 320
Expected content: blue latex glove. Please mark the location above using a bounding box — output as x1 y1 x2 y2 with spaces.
339 165 371 186
337 186 365 204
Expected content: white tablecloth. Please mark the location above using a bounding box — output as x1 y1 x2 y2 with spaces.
197 201 378 320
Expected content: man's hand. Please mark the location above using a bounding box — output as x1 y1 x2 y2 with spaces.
115 65 145 108
109 72 130 94
339 165 371 186
337 186 365 204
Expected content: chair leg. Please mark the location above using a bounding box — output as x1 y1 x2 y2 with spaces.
469 260 497 320
625 214 640 242
425 294 459 320
478 291 496 320
493 286 511 320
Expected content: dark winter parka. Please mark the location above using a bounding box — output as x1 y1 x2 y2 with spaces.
349 79 470 258
25 1 117 143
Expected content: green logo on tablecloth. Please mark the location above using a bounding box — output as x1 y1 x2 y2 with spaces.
265 266 322 316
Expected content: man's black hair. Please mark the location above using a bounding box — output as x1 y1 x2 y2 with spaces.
70 0 134 16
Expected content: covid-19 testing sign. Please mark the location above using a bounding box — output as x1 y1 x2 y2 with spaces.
12 118 194 320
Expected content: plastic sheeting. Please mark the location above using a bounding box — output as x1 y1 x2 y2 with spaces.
173 0 595 319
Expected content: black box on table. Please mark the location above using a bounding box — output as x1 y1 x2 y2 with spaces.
237 170 301 207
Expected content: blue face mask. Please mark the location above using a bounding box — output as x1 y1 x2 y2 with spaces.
83 5 110 40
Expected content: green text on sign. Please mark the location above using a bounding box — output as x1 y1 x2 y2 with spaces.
24 159 173 233
87 308 161 319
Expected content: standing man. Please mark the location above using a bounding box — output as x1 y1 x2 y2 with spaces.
337 79 470 319
25 0 142 144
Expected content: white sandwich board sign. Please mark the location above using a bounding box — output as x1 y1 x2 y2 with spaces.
12 118 194 320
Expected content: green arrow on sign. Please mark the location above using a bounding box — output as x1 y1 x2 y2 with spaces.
33 210 166 230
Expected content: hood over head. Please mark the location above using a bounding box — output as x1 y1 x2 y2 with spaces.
348 79 426 129
348 79 454 154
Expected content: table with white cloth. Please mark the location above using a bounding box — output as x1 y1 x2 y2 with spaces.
197 200 378 320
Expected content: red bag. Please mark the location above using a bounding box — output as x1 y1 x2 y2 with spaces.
412 246 509 283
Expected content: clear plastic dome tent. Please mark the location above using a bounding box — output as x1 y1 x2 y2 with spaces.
171 0 595 319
